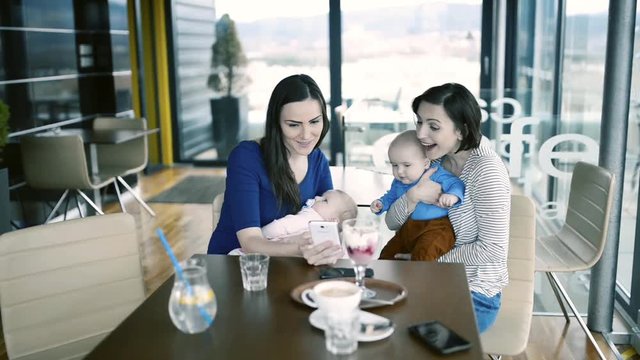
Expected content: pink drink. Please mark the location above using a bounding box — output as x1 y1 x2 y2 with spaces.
345 232 378 265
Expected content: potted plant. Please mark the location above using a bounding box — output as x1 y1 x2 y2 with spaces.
207 13 251 159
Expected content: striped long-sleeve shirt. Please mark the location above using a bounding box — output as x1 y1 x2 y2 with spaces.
385 137 510 297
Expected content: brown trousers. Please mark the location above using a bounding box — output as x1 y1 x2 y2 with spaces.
379 217 455 261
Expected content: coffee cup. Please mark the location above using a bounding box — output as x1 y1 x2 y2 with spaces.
301 280 362 313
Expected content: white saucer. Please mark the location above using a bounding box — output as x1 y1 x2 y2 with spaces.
308 309 394 342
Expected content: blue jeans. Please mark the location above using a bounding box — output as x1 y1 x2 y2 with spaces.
471 291 501 333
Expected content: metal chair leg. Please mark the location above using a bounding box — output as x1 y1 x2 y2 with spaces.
545 272 571 322
62 190 72 221
45 190 70 223
76 190 104 215
548 272 607 360
116 176 156 217
74 192 84 218
488 355 502 360
113 180 127 213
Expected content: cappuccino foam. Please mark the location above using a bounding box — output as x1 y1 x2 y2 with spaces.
319 287 358 297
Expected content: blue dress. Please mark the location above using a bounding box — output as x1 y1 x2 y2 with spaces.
207 141 333 254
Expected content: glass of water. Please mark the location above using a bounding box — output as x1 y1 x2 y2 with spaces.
168 258 217 334
239 253 270 291
325 310 359 355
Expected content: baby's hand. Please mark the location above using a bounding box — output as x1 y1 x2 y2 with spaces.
370 199 383 214
438 194 459 208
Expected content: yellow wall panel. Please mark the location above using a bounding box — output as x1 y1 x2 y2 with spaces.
130 0 174 165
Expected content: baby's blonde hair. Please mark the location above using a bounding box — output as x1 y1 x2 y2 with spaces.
332 189 358 222
388 130 427 158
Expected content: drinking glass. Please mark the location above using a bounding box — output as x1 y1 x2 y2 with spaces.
239 253 270 291
325 310 359 355
168 258 217 334
342 218 379 298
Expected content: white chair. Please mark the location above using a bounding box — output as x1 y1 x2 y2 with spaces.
212 192 224 231
344 132 398 172
0 213 145 359
481 194 536 359
535 161 614 360
371 132 398 171
93 116 156 217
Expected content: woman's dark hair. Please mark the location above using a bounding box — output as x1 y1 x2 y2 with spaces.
411 83 482 152
260 74 330 212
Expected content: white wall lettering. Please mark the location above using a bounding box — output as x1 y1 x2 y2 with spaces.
538 134 599 179
478 96 600 219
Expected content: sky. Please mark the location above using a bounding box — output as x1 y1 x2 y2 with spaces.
213 0 482 22
214 0 611 22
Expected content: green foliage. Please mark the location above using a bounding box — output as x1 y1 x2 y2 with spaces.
0 99 9 149
207 14 250 98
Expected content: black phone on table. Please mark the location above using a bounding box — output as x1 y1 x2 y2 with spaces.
408 320 472 355
319 267 374 279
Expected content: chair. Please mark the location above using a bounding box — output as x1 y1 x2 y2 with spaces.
212 192 224 231
371 132 398 171
21 134 121 223
535 161 614 360
344 132 398 171
0 213 145 360
481 194 536 359
93 116 156 217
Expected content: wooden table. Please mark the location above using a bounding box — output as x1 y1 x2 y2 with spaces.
330 166 394 207
87 256 483 359
50 128 160 145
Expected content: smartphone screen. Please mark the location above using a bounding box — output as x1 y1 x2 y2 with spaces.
308 221 340 245
409 321 471 355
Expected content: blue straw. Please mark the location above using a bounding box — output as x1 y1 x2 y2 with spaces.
155 228 214 326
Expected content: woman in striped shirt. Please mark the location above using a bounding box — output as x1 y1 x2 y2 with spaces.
385 83 510 333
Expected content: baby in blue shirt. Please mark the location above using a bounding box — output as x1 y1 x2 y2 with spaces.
371 130 464 260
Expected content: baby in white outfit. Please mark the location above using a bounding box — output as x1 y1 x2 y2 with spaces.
228 189 357 255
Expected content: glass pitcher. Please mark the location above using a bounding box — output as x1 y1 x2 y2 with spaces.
168 258 217 334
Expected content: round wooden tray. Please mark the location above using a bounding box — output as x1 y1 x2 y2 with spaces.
290 278 408 309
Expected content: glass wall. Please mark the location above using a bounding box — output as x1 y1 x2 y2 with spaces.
505 1 640 318
341 0 483 169
0 0 134 194
0 0 134 135
168 0 217 161
188 0 330 162
513 1 558 206
548 0 608 313
0 2 81 132
109 0 133 114
619 6 640 301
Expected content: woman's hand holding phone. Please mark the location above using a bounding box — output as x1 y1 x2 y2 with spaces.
300 240 343 265
299 221 343 266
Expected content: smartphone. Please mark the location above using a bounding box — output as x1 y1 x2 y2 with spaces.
319 267 374 279
408 321 471 355
308 220 340 245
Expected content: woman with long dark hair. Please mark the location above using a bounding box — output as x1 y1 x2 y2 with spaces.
207 74 343 265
